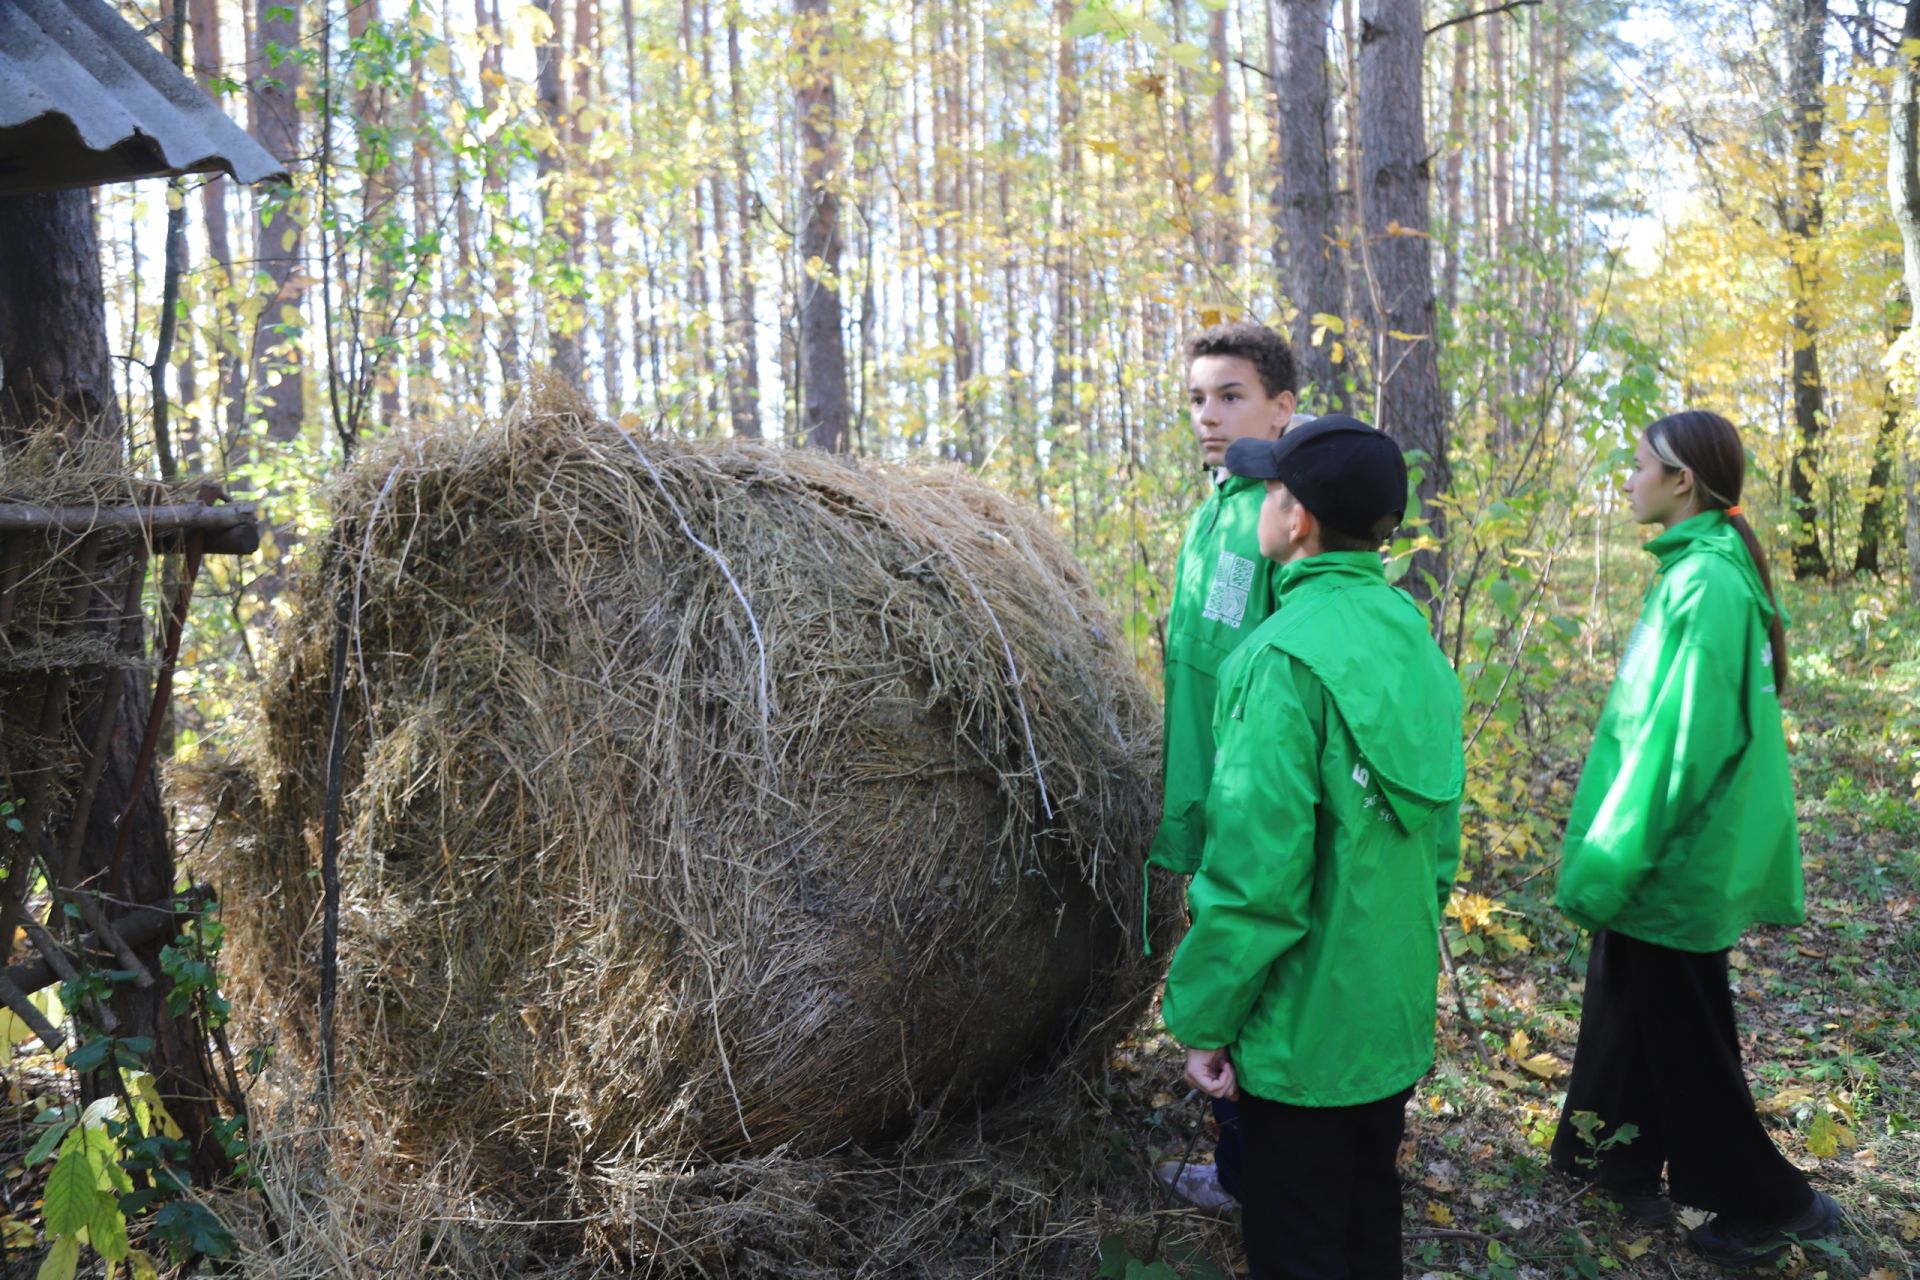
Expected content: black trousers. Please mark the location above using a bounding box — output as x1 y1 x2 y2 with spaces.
1238 1085 1414 1280
1550 929 1811 1221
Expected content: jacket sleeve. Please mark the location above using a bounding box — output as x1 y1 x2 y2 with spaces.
1161 653 1321 1050
1558 570 1750 928
1434 795 1462 911
1146 659 1217 875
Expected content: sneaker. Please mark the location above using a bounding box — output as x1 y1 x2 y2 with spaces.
1687 1190 1843 1270
1153 1159 1238 1213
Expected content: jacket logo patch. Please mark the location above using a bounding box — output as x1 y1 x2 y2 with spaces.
1201 550 1257 629
1351 764 1371 788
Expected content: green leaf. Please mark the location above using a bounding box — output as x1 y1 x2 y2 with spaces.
1126 1262 1182 1280
90 1193 130 1263
64 1037 111 1073
43 1148 100 1237
1169 41 1209 72
25 1118 73 1167
1063 2 1118 39
36 1236 80 1280
152 1201 234 1259
1095 1235 1135 1279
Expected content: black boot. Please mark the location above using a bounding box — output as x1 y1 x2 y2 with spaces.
1687 1190 1843 1270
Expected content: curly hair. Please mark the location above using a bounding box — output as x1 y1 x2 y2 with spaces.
1185 321 1299 397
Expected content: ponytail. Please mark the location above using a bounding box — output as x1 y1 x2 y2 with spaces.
1726 511 1791 692
1645 411 1791 691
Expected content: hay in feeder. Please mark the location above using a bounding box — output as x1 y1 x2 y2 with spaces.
215 385 1169 1193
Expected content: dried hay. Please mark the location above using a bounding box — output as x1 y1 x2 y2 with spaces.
213 1067 1202 1280
211 384 1173 1251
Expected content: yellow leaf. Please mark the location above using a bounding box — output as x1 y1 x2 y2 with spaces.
1519 1052 1564 1080
1624 1236 1652 1259
129 1251 159 1280
1899 1210 1920 1240
1728 949 1749 969
1758 1087 1812 1115
129 1075 182 1142
1424 1200 1453 1226
38 1236 79 1280
1329 340 1344 365
509 3 555 48
1310 312 1345 334
1806 1109 1854 1158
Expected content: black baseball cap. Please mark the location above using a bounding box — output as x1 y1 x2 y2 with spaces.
1223 415 1408 542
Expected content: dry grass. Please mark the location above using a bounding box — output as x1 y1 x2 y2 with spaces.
204 382 1175 1269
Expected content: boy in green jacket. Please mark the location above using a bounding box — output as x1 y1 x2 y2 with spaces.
1551 410 1839 1268
1149 321 1298 1208
1163 417 1464 1280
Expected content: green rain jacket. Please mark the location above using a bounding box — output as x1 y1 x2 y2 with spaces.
1556 512 1804 952
1147 472 1286 877
1161 553 1465 1106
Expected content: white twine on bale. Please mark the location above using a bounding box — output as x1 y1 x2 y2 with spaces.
951 567 1055 823
609 423 777 778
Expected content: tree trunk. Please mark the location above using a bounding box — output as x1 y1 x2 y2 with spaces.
1891 0 1920 600
534 0 584 388
1487 3 1511 238
188 0 244 452
1357 0 1447 598
1272 0 1347 410
1440 18 1471 313
795 0 850 451
724 11 763 438
1785 0 1831 578
0 190 229 1183
1209 5 1236 267
0 194 117 431
252 0 305 446
1855 367 1902 575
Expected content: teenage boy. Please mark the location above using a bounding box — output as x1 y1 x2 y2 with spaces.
1149 321 1298 1209
1162 417 1464 1280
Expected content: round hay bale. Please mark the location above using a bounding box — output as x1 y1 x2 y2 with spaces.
220 389 1167 1172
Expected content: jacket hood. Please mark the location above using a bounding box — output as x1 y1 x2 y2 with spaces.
1271 555 1465 833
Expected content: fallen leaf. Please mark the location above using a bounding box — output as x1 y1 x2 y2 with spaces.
1624 1236 1652 1259
1424 1200 1453 1226
1518 1052 1564 1080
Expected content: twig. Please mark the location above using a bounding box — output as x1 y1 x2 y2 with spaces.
1438 927 1493 1069
315 558 353 1121
0 973 63 1050
1406 1226 1501 1241
1426 0 1541 38
108 531 205 897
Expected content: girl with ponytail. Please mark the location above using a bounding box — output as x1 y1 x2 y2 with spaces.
1550 411 1840 1266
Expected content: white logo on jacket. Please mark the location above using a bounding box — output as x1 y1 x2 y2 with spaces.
1201 550 1256 628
